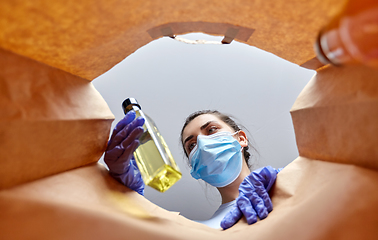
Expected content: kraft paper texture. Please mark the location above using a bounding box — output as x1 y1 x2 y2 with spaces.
0 48 114 189
1 0 377 239
0 0 347 80
1 158 377 240
291 65 378 170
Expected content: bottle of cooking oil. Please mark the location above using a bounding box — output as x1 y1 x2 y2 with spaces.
122 98 181 192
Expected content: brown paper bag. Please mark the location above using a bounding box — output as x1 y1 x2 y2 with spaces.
0 49 114 189
1 0 377 239
291 65 378 170
0 0 346 79
1 158 377 240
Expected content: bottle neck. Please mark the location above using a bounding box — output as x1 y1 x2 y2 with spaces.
314 1 378 68
124 104 141 114
315 28 353 66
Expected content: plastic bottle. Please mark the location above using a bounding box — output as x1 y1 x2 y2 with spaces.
314 0 378 68
122 98 181 192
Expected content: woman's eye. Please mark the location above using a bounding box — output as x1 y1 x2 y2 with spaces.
188 142 196 152
208 126 218 134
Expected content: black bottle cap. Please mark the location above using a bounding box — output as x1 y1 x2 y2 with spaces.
122 98 141 114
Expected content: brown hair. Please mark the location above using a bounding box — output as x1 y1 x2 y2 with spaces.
180 110 256 169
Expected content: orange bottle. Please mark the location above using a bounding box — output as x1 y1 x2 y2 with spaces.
314 0 378 68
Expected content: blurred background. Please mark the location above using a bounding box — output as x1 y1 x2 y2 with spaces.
92 33 315 221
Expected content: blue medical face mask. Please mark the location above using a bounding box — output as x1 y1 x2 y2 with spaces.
188 131 243 187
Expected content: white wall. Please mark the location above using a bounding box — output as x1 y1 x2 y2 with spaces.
92 33 315 220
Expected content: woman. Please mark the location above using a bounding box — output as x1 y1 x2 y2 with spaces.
104 110 280 229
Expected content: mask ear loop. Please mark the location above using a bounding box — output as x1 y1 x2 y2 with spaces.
232 130 245 153
234 131 245 172
232 130 242 136
232 130 241 136
231 130 242 141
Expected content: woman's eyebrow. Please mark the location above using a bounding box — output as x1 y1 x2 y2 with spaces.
183 135 194 145
200 121 216 130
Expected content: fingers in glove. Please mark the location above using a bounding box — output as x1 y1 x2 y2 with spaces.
113 127 144 170
221 205 243 230
106 142 137 175
105 125 142 164
120 126 144 151
247 175 273 213
108 116 145 150
105 145 125 163
237 194 258 225
110 111 136 140
255 166 277 191
247 190 269 220
118 139 140 163
105 121 144 171
254 184 273 212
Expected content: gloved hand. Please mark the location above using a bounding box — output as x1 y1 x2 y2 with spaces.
104 111 145 195
221 166 280 230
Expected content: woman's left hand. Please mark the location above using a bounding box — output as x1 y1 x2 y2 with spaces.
220 166 280 230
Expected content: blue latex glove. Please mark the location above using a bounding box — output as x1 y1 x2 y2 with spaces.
221 166 281 230
104 111 145 195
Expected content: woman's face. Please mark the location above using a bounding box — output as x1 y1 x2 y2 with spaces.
182 114 236 156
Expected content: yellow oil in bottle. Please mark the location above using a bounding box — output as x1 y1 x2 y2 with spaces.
123 98 181 192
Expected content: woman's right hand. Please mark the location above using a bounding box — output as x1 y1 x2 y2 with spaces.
104 111 145 195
